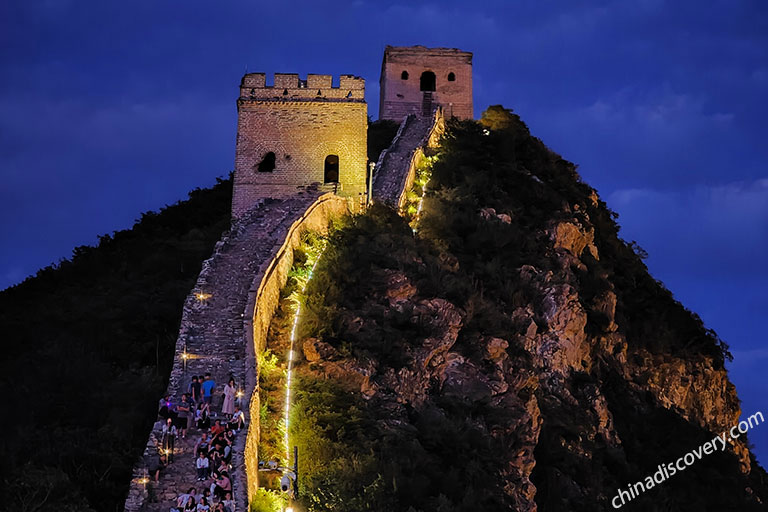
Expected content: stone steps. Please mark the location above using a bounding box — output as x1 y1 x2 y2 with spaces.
371 113 439 207
126 193 321 512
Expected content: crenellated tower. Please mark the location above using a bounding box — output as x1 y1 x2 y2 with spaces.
232 73 368 218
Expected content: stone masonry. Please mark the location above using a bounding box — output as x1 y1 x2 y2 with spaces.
127 46 452 512
124 192 355 511
379 45 473 122
372 108 444 208
232 73 368 217
125 193 322 512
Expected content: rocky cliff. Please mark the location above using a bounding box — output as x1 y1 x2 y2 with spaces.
285 107 767 511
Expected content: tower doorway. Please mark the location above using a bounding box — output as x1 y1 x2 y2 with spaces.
420 71 436 92
324 155 339 183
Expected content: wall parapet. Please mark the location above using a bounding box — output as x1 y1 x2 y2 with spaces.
240 73 365 101
242 192 352 502
124 193 354 512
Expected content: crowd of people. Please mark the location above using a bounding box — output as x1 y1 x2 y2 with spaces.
146 372 246 512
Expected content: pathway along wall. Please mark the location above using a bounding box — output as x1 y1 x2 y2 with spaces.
124 192 352 512
125 109 444 511
371 107 444 209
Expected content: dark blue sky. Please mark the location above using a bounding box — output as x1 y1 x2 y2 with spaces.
1 1 766 464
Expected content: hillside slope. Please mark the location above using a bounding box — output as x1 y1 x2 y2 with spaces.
0 177 233 511
281 107 767 511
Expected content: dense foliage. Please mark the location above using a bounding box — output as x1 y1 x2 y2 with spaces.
278 108 762 511
0 176 233 511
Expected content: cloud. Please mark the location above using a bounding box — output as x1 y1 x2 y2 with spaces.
607 179 768 279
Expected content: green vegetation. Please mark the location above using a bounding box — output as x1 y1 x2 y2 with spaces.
272 107 760 511
1 106 760 511
250 488 288 512
401 153 436 224
0 176 233 511
282 204 511 510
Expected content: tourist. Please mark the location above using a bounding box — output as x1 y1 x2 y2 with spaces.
211 419 225 438
201 488 213 507
222 440 232 465
144 450 165 482
159 394 178 423
196 451 210 481
222 491 235 512
189 375 202 404
174 488 197 511
228 405 245 432
209 450 223 474
196 496 210 511
196 402 211 430
194 432 211 456
184 496 197 512
213 450 228 475
222 378 236 418
161 417 177 463
201 372 216 405
212 471 232 500
177 393 192 438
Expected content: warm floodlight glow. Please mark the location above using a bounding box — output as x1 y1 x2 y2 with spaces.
284 241 325 463
195 292 212 301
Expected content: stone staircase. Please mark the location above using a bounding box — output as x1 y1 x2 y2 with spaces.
126 192 320 512
371 113 440 207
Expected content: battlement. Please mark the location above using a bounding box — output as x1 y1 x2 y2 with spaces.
383 45 473 63
240 73 365 101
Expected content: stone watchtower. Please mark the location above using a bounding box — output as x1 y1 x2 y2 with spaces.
232 73 368 217
379 45 473 122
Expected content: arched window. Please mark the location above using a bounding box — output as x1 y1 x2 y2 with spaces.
401 70 409 80
257 152 276 173
420 71 436 92
447 72 456 82
324 155 339 183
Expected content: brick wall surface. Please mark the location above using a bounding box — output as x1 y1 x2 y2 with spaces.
232 74 368 217
379 45 473 122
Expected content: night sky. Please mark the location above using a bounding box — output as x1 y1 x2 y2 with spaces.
1 1 765 464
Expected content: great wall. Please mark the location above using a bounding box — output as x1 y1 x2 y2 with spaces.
124 45 465 511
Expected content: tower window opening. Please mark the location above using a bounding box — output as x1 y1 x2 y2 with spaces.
257 152 276 173
324 155 339 183
420 71 436 92
401 70 409 80
447 72 456 81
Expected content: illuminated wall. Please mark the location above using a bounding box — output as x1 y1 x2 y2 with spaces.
232 73 368 218
241 193 352 501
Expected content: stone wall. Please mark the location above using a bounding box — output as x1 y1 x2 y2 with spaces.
126 88 442 511
233 74 368 217
241 193 352 501
124 193 353 512
379 45 473 122
372 108 444 208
